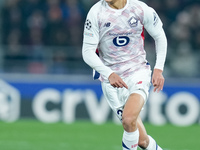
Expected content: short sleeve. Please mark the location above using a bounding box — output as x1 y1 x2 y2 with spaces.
83 6 99 44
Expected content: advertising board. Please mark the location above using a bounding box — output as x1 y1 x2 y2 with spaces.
0 76 199 126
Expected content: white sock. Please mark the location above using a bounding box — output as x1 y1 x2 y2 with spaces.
144 135 163 150
122 129 139 150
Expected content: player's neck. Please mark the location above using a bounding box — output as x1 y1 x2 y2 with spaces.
107 0 127 9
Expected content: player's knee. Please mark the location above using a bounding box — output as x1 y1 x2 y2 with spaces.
122 116 137 131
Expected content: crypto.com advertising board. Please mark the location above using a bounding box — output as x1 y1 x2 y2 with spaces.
0 77 199 126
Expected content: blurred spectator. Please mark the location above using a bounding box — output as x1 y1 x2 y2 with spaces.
46 0 65 45
170 43 199 77
61 0 85 45
2 0 22 45
50 49 68 74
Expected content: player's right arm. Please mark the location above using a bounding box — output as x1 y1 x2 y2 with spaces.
82 5 128 89
82 5 114 80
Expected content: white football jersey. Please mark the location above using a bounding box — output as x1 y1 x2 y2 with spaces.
83 0 165 81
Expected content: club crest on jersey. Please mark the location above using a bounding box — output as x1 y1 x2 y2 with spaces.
85 19 92 30
128 16 138 28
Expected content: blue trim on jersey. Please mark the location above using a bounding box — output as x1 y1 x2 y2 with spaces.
122 142 130 150
146 62 150 65
156 143 158 150
93 70 100 80
93 49 100 80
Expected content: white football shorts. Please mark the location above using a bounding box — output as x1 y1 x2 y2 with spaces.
101 69 151 121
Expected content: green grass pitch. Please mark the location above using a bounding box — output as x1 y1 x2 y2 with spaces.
0 120 199 150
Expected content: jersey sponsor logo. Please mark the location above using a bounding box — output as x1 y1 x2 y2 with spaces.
113 36 130 47
104 22 111 27
109 32 133 36
85 19 92 30
128 16 138 27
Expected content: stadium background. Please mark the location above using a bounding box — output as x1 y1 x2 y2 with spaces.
0 0 200 150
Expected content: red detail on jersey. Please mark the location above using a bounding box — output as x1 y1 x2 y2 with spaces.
141 27 145 46
137 81 143 84
96 49 99 56
141 27 145 40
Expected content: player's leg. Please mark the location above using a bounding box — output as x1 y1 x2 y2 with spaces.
122 93 145 150
137 116 149 149
137 116 163 150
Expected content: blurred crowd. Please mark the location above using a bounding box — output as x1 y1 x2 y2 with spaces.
145 0 200 77
1 0 200 77
1 0 95 74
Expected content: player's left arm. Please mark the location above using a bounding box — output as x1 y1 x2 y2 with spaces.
142 4 167 93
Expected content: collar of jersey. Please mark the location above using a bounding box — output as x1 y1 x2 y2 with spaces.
105 0 130 13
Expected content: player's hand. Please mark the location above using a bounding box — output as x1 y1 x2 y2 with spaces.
152 69 164 93
108 72 128 89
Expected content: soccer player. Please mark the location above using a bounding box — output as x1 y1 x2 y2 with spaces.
82 0 167 149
